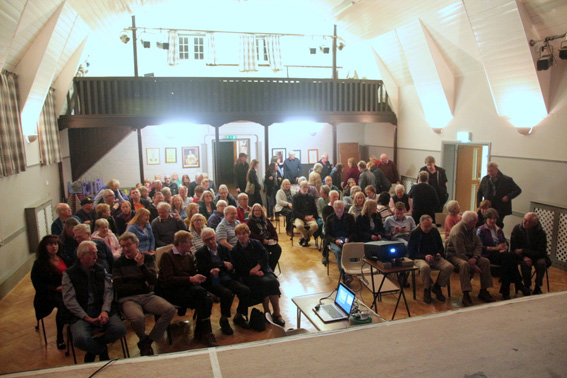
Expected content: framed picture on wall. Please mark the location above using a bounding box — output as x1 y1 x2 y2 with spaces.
146 148 160 165
182 146 200 168
272 148 286 164
165 148 177 164
293 149 302 162
308 149 318 164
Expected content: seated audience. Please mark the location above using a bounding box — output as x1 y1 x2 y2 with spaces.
511 212 551 295
408 171 439 225
163 174 179 195
477 208 529 299
317 186 331 219
192 185 204 204
342 157 359 188
199 191 217 220
151 202 187 247
148 192 164 222
292 181 319 247
181 174 191 192
129 188 150 212
93 179 127 205
201 178 215 196
161 187 172 204
62 241 127 363
195 228 251 333
214 184 237 207
246 203 282 271
184 203 200 229
446 211 495 307
236 193 252 223
139 186 150 201
324 200 356 284
92 218 121 258
51 203 78 236
74 197 97 227
389 184 412 214
171 172 181 186
208 200 227 231
377 192 393 221
187 174 203 198
322 190 340 225
232 224 285 327
324 175 339 192
364 185 377 201
384 203 416 242
216 206 240 250
330 163 343 190
113 232 175 356
275 179 294 236
95 203 118 235
343 185 361 208
308 163 323 192
31 235 70 350
179 185 192 207
355 199 384 242
348 191 366 218
99 189 121 217
407 215 453 304
342 178 356 199
157 231 217 347
60 218 80 266
476 200 492 228
170 194 188 220
444 200 462 235
298 176 320 199
357 161 375 192
115 201 135 236
73 224 114 273
126 208 155 255
189 213 207 254
149 180 163 199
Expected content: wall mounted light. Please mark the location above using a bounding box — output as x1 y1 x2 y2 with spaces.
157 42 169 50
120 33 130 44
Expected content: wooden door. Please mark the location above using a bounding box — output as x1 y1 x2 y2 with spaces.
455 145 483 211
338 143 359 170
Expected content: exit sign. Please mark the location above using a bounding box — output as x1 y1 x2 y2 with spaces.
224 135 236 140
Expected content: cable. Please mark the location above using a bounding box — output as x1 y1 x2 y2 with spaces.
315 288 338 310
88 358 119 378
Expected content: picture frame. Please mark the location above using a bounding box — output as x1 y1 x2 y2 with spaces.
182 146 200 168
293 149 302 162
165 147 177 164
308 149 318 164
272 148 286 164
146 148 160 165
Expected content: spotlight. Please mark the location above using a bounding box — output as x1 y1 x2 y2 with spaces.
536 44 553 71
319 46 330 54
309 47 316 54
338 41 345 51
157 42 169 50
559 41 567 60
141 40 150 48
120 33 130 44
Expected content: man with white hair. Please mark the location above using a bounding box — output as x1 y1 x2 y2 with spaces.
151 202 187 247
51 203 79 236
477 161 522 228
216 206 240 250
377 153 400 187
73 224 114 273
163 174 179 195
446 211 495 307
62 241 127 363
324 200 356 283
236 193 252 223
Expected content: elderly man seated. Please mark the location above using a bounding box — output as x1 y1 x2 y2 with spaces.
157 231 217 347
151 202 187 247
216 205 240 251
74 197 97 227
195 228 251 333
236 193 252 223
407 215 453 304
113 232 175 356
62 241 127 363
446 211 495 307
383 202 416 243
51 203 79 236
511 212 551 295
292 181 319 247
73 224 114 273
324 200 356 284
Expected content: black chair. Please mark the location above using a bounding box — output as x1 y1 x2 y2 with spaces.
35 318 47 346
66 324 129 364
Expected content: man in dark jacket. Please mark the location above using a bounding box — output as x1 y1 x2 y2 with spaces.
407 215 453 303
318 153 333 179
510 212 550 295
477 162 522 228
292 181 319 246
408 171 439 225
62 241 126 363
419 156 448 212
283 152 301 183
324 200 356 283
234 153 249 194
373 167 391 194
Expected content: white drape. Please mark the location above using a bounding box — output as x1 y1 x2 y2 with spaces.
167 30 179 66
266 35 283 72
206 32 217 66
239 35 257 72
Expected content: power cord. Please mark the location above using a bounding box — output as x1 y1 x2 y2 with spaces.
314 288 337 311
88 358 119 377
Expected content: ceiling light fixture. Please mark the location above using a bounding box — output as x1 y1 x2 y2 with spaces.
536 43 553 71
120 33 130 44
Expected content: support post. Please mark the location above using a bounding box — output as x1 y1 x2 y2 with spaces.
132 16 138 77
137 128 144 183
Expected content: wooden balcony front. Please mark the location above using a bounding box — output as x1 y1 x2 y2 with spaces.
59 77 397 129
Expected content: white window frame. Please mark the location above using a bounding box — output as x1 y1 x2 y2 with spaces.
178 34 205 61
255 37 269 64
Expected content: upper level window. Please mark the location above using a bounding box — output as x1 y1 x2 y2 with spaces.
255 37 269 64
179 35 205 60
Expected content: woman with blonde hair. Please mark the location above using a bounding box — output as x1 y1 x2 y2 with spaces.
198 190 216 220
189 213 207 253
246 204 281 271
349 191 366 218
444 200 462 235
246 158 263 206
184 203 201 229
96 203 118 234
92 218 121 258
275 179 294 236
356 199 384 242
171 194 188 220
126 208 155 255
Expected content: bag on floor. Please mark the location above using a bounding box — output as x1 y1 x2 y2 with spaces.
249 308 266 332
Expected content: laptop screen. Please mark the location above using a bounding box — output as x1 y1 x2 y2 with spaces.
335 283 355 315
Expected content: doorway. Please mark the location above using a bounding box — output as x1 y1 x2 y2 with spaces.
442 142 489 212
213 139 251 186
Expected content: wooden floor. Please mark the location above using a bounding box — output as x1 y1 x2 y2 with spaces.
1 221 566 375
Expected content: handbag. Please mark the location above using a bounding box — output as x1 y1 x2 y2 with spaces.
245 181 255 195
249 308 266 332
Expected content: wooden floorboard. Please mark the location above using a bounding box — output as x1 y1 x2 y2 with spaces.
1 222 566 375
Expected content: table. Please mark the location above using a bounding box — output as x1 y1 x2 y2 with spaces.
362 258 417 320
292 291 384 331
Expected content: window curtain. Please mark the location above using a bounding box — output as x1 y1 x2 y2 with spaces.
266 35 283 72
239 35 257 72
206 32 217 66
38 88 61 166
167 30 179 66
0 70 26 177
